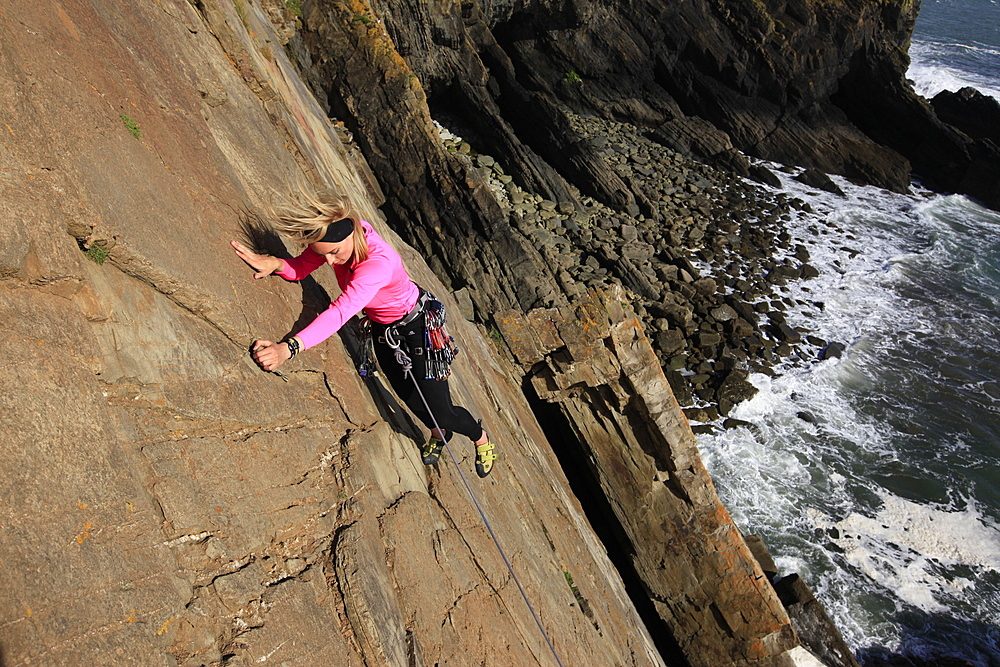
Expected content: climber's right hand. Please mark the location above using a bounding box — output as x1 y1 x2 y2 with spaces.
251 339 291 372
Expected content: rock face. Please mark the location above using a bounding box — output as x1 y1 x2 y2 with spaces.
282 0 998 427
290 0 574 318
774 575 861 667
293 0 998 245
0 2 664 664
931 87 1000 144
929 87 1000 210
496 288 801 666
0 1 837 666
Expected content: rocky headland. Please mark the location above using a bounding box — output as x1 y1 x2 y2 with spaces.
286 0 998 423
1 0 990 666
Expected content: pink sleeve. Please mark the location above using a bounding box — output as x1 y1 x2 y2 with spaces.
294 255 394 350
277 248 326 281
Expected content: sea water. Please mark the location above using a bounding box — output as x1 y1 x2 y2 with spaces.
698 1 1000 663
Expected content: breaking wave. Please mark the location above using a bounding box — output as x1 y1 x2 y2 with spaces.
699 168 1000 665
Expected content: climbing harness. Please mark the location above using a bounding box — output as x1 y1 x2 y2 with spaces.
355 289 458 381
381 307 565 667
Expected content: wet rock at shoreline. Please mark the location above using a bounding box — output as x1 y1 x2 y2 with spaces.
821 341 847 360
717 370 758 416
795 169 846 195
931 87 1000 144
774 574 861 667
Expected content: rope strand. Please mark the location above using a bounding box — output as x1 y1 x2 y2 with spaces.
384 332 564 667
405 366 565 667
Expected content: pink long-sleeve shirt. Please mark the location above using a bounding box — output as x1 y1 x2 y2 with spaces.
277 221 419 350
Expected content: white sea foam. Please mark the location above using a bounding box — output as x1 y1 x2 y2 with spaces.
908 41 1000 100
695 10 1000 659
807 494 1000 613
699 161 1000 658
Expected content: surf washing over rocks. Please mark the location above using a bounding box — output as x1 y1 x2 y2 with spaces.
431 8 1000 662
696 155 1000 666
434 111 841 424
698 3 1000 663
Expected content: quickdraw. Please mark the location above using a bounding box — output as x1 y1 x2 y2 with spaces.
355 291 459 381
356 316 378 377
423 296 459 380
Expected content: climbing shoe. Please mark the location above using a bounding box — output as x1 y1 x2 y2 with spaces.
475 439 497 478
422 436 445 465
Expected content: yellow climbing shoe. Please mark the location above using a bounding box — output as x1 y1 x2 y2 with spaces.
422 437 444 465
475 439 497 478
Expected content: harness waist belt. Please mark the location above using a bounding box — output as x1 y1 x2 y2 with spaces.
394 286 428 327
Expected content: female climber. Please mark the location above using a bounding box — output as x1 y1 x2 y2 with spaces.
230 191 496 477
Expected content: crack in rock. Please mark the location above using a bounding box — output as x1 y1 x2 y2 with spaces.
161 531 216 548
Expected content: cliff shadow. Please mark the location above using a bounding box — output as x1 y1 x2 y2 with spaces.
336 323 424 446
522 373 689 667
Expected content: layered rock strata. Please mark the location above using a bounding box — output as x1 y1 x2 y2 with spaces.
0 1 860 665
0 1 666 664
288 0 976 425
496 287 804 666
295 0 998 253
436 114 839 423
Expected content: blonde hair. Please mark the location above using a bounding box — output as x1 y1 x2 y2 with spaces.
270 190 369 263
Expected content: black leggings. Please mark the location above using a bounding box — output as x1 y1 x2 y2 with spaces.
373 318 481 442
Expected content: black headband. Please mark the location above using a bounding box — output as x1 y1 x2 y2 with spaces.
318 217 354 243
